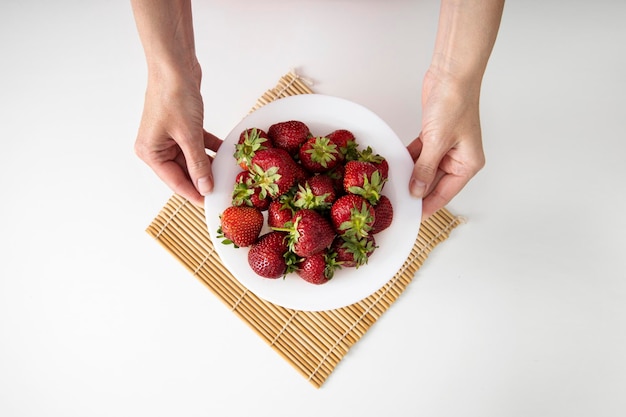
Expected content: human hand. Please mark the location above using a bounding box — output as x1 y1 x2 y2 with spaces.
134 65 222 206
407 68 486 220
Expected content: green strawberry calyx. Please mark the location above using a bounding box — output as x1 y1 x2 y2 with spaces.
234 128 269 167
249 164 281 199
338 235 377 268
338 202 374 239
293 182 331 210
231 178 255 206
216 225 238 248
305 137 338 168
347 170 386 205
357 146 385 164
284 251 301 277
340 140 360 162
271 217 300 253
322 250 342 280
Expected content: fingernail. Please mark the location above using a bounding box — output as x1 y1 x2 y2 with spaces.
409 178 426 198
197 175 213 195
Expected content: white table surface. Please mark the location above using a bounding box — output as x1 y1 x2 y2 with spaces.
2 1 625 416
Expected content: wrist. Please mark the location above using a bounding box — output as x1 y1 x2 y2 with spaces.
143 34 202 95
425 60 482 102
429 52 485 93
147 56 202 88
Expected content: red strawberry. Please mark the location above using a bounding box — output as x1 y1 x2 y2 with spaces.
248 231 294 278
268 120 310 157
231 171 254 202
343 160 386 204
291 161 311 184
250 148 297 199
297 249 341 285
231 171 271 211
374 159 389 182
330 194 375 238
275 209 335 257
326 164 345 196
358 146 389 181
298 136 341 173
308 174 337 204
267 199 294 228
331 234 377 268
218 205 264 247
234 128 271 170
371 195 393 234
293 174 336 210
327 129 359 161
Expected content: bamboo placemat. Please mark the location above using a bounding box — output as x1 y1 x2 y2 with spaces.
146 71 464 388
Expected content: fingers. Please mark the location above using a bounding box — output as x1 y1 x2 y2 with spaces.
203 129 223 153
406 135 423 161
408 133 446 199
136 129 224 207
177 130 215 197
420 172 470 220
154 159 205 207
407 133 482 220
173 130 223 204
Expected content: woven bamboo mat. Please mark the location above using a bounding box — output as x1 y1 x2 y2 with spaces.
146 72 464 388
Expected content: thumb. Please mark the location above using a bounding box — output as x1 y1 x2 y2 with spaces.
180 133 214 196
409 135 444 199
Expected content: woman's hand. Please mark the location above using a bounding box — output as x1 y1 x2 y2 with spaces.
131 0 222 206
408 0 504 219
134 64 222 206
407 68 485 220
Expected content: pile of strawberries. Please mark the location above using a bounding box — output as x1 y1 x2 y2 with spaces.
217 120 393 285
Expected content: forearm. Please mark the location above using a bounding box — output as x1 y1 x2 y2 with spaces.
430 0 504 90
130 0 199 81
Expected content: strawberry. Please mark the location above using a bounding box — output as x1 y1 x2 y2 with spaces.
326 164 345 196
268 120 310 157
327 129 359 161
217 205 264 247
293 174 336 210
250 148 297 199
297 249 341 285
330 194 375 238
274 209 335 257
291 161 311 184
308 174 337 204
331 234 377 268
375 158 389 182
248 231 296 278
358 146 389 181
234 128 271 170
267 198 295 228
371 195 393 234
298 136 341 173
343 160 386 205
231 171 254 202
231 171 271 211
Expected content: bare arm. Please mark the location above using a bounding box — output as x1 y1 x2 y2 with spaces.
131 0 221 205
408 0 505 219
431 0 504 88
131 0 198 77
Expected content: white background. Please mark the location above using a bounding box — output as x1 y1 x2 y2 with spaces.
1 1 625 416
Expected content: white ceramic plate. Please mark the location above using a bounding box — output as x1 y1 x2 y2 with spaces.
205 94 421 311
